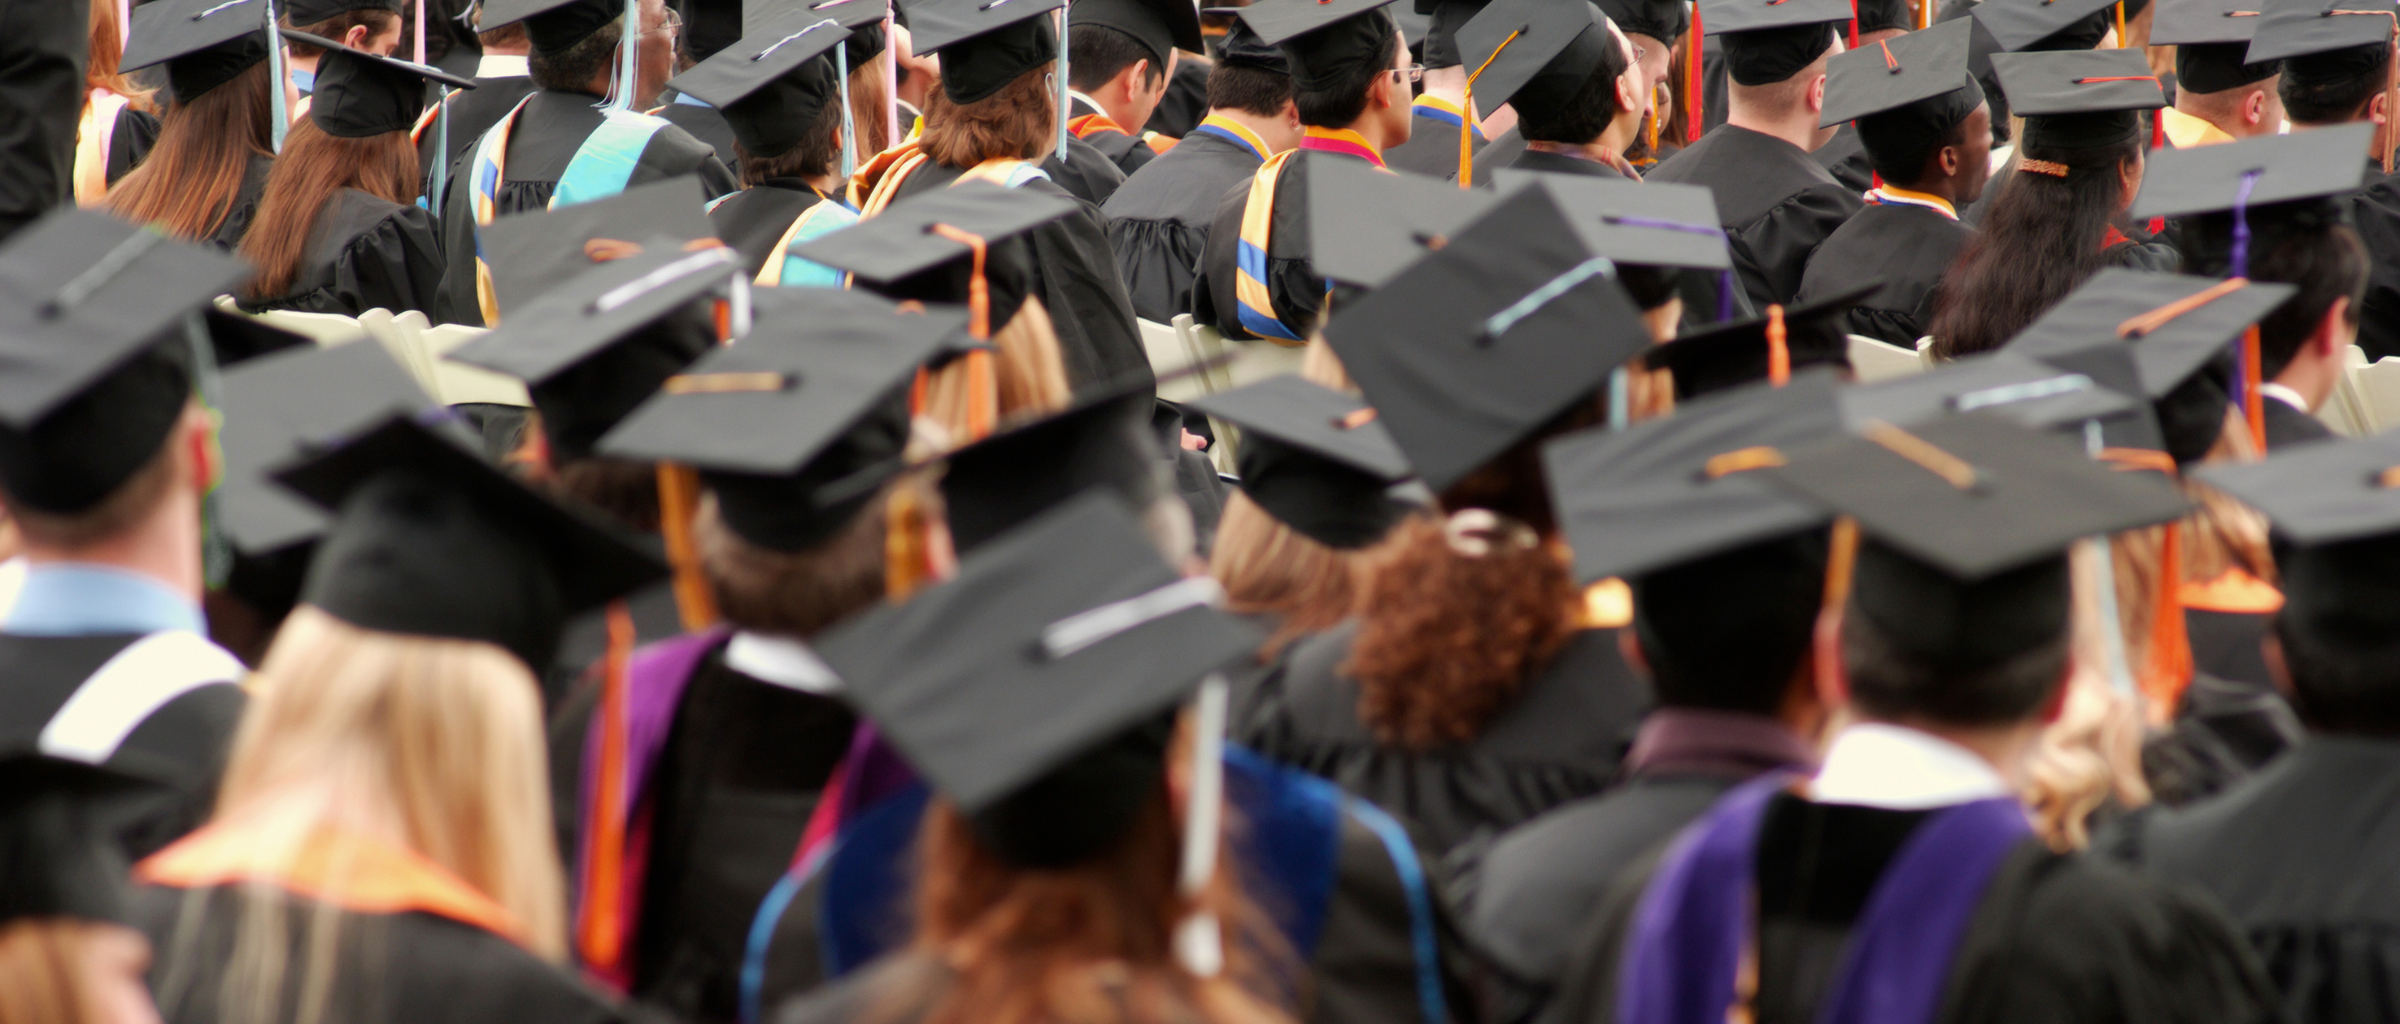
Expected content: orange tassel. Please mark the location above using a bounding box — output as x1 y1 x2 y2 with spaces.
2141 521 2195 713
1685 15 1704 143
575 601 637 985
927 223 991 340
1459 29 1522 188
654 464 719 631
1766 304 1790 385
2242 324 2267 452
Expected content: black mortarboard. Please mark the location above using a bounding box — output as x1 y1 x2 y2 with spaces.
275 415 669 669
1992 49 2163 149
478 177 718 316
0 212 250 515
1819 19 1983 126
2176 41 2284 92
2195 430 2400 545
785 0 897 67
2246 0 2396 66
447 239 740 461
788 180 1079 331
1422 0 1492 68
816 493 1261 868
1496 172 1733 270
939 388 1166 554
598 289 967 551
2129 124 2374 219
1646 284 1877 401
1457 0 1616 122
287 31 477 139
1543 369 1844 584
666 11 852 157
1236 0 1402 90
0 756 165 930
2152 0 2283 89
1183 376 1417 549
1698 0 1853 35
2004 269 2297 399
1971 0 2120 51
1308 159 1501 287
1841 349 2146 436
904 0 1066 103
1073 0 1206 73
1212 14 1291 70
1325 185 1651 493
284 0 402 23
123 0 273 101
218 341 446 563
479 0 623 56
1856 0 1911 32
203 308 312 368
1594 0 1689 43
1701 0 1847 86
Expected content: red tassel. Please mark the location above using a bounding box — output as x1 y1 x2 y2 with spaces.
1686 11 1704 143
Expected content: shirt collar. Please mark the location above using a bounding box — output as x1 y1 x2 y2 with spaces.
3 562 206 637
723 631 843 694
2160 106 2236 149
476 54 530 79
1808 722 2010 810
2259 381 2310 413
1626 707 1818 778
1069 91 1106 118
1865 185 1957 219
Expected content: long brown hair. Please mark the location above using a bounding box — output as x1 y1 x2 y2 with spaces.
239 120 419 299
88 0 156 113
1209 492 1404 659
107 60 275 243
1342 401 1597 751
850 50 893 158
919 64 1059 168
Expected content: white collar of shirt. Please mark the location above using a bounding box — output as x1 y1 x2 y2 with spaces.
1808 722 2011 810
2259 381 2310 413
477 54 530 79
723 631 842 694
1069 90 1106 118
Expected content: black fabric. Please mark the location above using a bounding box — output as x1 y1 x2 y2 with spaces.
719 56 839 157
1383 106 1488 178
168 33 269 102
1854 80 1985 179
1724 22 1835 87
306 46 449 138
2261 394 2335 450
528 307 716 462
1797 200 1974 348
970 713 1174 867
2023 109 2143 150
206 150 276 253
1232 434 1409 549
1850 540 2070 668
525 0 619 56
707 181 828 278
699 388 911 554
107 106 163 188
1810 123 1874 194
1241 622 1652 853
417 74 540 179
2135 671 2304 807
1281 6 1398 91
657 100 740 167
302 471 569 669
940 16 1057 104
547 576 684 708
2177 41 2280 94
1644 124 1863 310
1070 96 1161 176
2186 606 2274 692
2280 40 2387 87
1102 127 1262 321
1145 55 1212 136
286 0 402 22
2345 165 2400 360
1594 0 1687 48
1041 133 1132 206
0 343 188 516
237 188 443 317
0 0 86 244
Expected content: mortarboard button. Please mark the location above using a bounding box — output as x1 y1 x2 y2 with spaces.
1308 160 1503 288
122 0 274 100
1493 172 1733 270
1645 283 1878 401
476 176 720 317
2129 125 2376 220
1455 0 1616 124
287 30 478 140
1182 375 1418 550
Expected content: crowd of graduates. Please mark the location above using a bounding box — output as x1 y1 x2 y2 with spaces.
8 0 2400 1022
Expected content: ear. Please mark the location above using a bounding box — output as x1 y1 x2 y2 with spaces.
343 23 371 49
2375 88 2390 126
1808 72 1828 114
1811 605 1851 711
2314 295 2353 356
1617 65 1643 114
2244 86 2268 126
1938 141 1961 179
1124 58 1152 98
1281 98 1301 128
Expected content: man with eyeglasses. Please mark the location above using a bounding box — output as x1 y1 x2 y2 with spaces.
1379 0 1497 178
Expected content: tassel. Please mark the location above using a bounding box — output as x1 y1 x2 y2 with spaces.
1823 516 1860 610
1686 12 1704 143
655 464 719 630
1460 30 1523 188
575 602 637 986
1848 0 1858 48
2115 0 2128 46
2142 521 2194 713
1766 304 1790 385
2242 324 2266 451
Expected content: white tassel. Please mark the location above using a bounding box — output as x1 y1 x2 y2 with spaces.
1174 675 1229 977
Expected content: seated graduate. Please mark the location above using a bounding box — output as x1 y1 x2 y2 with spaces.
542 289 960 1021
1102 18 1298 324
2257 0 2400 361
1519 174 1752 338
414 7 539 180
1644 0 1859 311
236 34 466 317
1644 290 1865 402
1244 186 1655 853
1543 412 2276 1024
1455 372 1846 1024
1066 0 1201 176
431 0 739 326
107 0 285 252
78 0 163 207
0 211 256 857
0 755 174 1024
668 11 860 285
2117 430 2400 1024
1929 49 2174 358
1795 21 1989 349
1378 0 1491 178
2148 0 2282 148
1803 0 1910 195
1190 0 1416 343
276 0 402 103
1460 0 1638 179
131 416 669 1024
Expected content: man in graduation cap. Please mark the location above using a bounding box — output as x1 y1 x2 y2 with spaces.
1379 0 1493 177
1458 0 1641 178
2255 0 2400 358
1067 0 1204 175
1104 17 1299 323
1803 0 1914 194
1545 413 2278 1024
0 211 255 857
2150 0 2282 147
415 4 542 176
280 0 404 102
1796 20 1988 348
669 11 862 285
430 0 739 327
1646 0 1861 311
1190 0 1417 342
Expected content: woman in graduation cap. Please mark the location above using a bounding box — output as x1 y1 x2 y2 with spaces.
76 0 163 208
0 755 173 1024
108 0 292 251
669 11 862 286
237 35 467 317
130 417 665 1024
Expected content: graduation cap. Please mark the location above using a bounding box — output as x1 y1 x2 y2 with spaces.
1646 284 1877 401
1233 0 1403 90
2129 124 2373 219
1970 0 2122 51
478 0 623 56
217 340 447 562
477 176 718 316
1308 159 1501 287
597 288 968 551
1593 0 1689 44
1699 0 1848 87
1543 369 1844 584
2245 0 2397 64
939 387 1166 554
1456 0 1618 124
815 493 1262 868
1494 172 1732 271
0 755 169 931
788 180 1080 337
1208 12 1291 71
665 10 853 158
284 0 402 23
2150 0 2282 92
1991 48 2164 150
123 0 274 101
0 211 251 516
1842 349 2147 436
1421 0 1493 69
1182 376 1417 549
203 307 313 368
274 414 669 669
446 238 740 461
2195 430 2400 545
1819 19 1985 138
2004 268 2297 398
1325 184 1652 494
1073 0 1206 74
284 30 477 139
903 0 1066 103
786 0 898 67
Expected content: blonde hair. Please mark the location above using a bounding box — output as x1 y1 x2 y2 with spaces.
2025 539 2152 850
0 920 111 1024
916 296 1073 446
157 608 566 1024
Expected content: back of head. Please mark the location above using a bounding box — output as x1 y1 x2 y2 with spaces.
1514 27 1631 145
1841 539 2073 727
1725 22 1834 92
0 346 191 552
1209 60 1294 117
1630 530 1828 715
920 64 1060 166
2178 203 2367 379
2280 41 2391 125
106 60 275 243
1288 10 1397 127
1928 130 2141 359
2275 532 2400 734
1069 23 1164 92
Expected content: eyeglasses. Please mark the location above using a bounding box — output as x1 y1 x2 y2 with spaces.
1391 63 1425 84
650 6 681 37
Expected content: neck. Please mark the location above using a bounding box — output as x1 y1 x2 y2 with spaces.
1598 110 1642 160
290 52 321 77
803 171 841 194
1421 65 1469 112
1527 138 1618 166
1879 716 2045 792
1203 107 1294 152
2275 352 2342 410
1726 99 1823 152
1886 175 1963 208
24 493 204 604
1320 117 1396 158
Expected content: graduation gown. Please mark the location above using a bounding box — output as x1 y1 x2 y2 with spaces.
1545 793 2278 1024
1100 126 1266 322
431 89 740 326
1810 124 1874 194
1145 58 1211 138
1473 127 1528 183
2138 671 2302 808
1038 133 1130 208
2116 736 2400 1023
1796 199 1973 348
0 0 86 243
417 73 539 176
1069 97 1159 177
1191 149 1364 341
2264 393 2336 449
708 180 843 279
2345 165 2400 359
659 98 741 168
106 104 161 186
1643 125 1863 310
239 188 445 317
1383 102 1484 179
209 152 277 253
1241 622 1652 853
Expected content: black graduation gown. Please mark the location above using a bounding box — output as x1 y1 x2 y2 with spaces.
1100 127 1264 322
133 884 632 1024
0 0 85 243
1145 58 1211 138
1383 106 1484 179
1796 201 1973 348
1472 127 1528 182
108 104 162 185
659 99 741 167
432 89 740 325
1545 794 2278 1024
2138 671 2302 808
1810 123 1874 194
2103 233 2181 272
1039 133 1130 208
1507 147 1621 178
418 74 540 177
1241 622 1652 854
2264 393 2336 449
2116 736 2400 1023
1191 149 1367 341
886 159 1152 392
208 151 277 253
2345 165 2400 359
239 188 445 317
1643 125 1863 310
708 180 835 279
1070 98 1158 177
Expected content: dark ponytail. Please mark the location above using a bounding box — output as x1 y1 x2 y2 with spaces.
1927 134 2143 360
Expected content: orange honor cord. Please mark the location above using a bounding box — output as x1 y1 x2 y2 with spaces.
1766 304 1790 385
2115 0 2127 45
577 600 637 985
928 223 991 340
924 223 999 440
1460 29 1523 187
655 464 719 630
2242 324 2267 450
1687 8 1704 143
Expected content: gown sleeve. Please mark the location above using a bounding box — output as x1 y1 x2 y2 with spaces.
1728 182 1863 310
2345 177 2400 360
1109 216 1210 324
330 203 447 317
1022 181 1153 393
